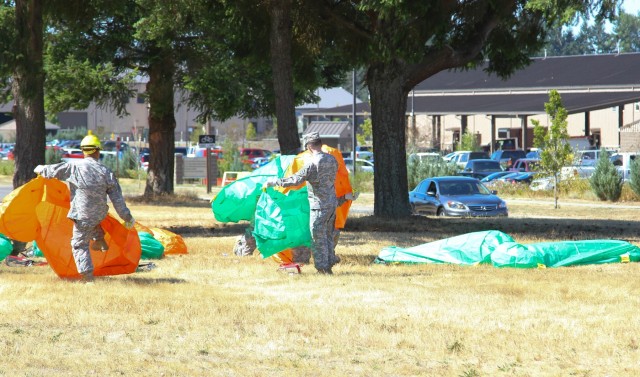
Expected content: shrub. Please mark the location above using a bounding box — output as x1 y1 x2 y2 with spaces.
45 148 63 164
102 149 141 178
407 157 458 189
589 148 622 201
0 160 15 175
217 139 246 177
350 171 374 193
629 158 640 198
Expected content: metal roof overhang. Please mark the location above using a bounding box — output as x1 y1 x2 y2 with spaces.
411 91 640 116
302 91 640 117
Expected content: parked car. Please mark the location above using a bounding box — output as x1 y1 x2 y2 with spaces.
509 158 541 173
490 149 527 169
451 151 489 168
140 153 150 170
497 171 537 184
459 159 503 179
409 176 508 217
61 148 84 161
102 140 130 153
408 152 442 164
343 158 374 173
480 171 515 184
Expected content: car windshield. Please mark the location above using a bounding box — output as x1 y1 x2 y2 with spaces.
474 161 501 171
439 181 491 195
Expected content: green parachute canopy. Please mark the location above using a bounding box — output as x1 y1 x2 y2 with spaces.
0 233 13 261
376 230 640 268
211 155 311 258
139 232 165 259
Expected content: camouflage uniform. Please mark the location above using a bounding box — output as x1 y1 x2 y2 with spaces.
39 158 133 276
275 151 338 272
234 224 312 264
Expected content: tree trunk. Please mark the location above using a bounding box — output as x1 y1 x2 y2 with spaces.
367 63 412 218
269 0 299 154
144 51 176 196
11 0 45 189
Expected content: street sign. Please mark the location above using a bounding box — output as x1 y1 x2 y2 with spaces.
198 134 216 147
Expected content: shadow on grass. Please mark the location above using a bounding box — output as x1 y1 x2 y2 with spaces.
119 276 188 284
345 215 640 243
168 223 248 238
128 194 211 208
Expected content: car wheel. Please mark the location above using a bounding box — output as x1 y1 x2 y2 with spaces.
437 208 446 217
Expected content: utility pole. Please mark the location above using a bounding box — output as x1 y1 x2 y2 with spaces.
352 70 357 179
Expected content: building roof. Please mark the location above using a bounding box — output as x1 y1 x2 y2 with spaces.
0 120 60 130
301 53 640 116
304 121 350 138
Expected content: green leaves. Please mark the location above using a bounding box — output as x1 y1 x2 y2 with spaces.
44 55 137 116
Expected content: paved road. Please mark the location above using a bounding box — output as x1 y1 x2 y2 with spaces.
0 186 12 200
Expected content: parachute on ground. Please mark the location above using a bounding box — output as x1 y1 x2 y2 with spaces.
0 177 141 278
375 230 640 268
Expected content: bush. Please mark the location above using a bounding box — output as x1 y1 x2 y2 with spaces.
629 158 640 198
102 149 141 178
350 171 374 193
0 160 15 175
589 148 622 201
45 148 63 164
217 139 246 177
407 157 458 189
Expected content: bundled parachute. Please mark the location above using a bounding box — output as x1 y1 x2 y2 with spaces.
0 177 141 278
376 230 640 268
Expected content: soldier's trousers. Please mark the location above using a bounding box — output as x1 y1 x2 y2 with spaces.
71 219 104 275
309 208 336 271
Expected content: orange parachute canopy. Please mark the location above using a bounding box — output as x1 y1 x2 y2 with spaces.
148 227 188 255
0 177 141 279
281 145 353 229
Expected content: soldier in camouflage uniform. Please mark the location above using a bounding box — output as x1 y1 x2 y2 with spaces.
34 132 135 281
264 132 338 274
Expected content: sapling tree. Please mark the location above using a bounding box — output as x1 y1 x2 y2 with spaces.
531 90 572 209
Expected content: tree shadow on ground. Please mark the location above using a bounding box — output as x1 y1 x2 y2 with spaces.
344 215 640 243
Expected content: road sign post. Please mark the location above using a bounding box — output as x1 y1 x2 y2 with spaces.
198 135 217 193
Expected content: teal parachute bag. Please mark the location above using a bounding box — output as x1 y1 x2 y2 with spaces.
489 241 546 268
0 233 13 261
527 239 640 267
139 232 165 259
212 156 295 223
253 158 312 258
31 240 45 257
375 230 515 265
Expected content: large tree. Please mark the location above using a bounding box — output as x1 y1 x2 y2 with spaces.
2 0 45 189
314 0 619 218
1 0 136 190
46 0 207 196
183 1 347 154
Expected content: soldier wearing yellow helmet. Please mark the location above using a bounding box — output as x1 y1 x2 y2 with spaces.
80 132 102 156
33 131 135 282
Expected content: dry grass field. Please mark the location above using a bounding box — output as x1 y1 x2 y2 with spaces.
1 179 640 376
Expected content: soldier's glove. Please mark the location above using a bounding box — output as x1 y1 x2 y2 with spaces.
344 191 360 201
262 177 278 190
34 165 45 175
124 218 136 229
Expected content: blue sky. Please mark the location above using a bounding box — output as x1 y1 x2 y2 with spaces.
622 0 640 14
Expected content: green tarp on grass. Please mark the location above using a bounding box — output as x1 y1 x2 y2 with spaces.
376 230 640 268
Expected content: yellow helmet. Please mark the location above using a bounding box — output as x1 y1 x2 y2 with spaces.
80 131 102 155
